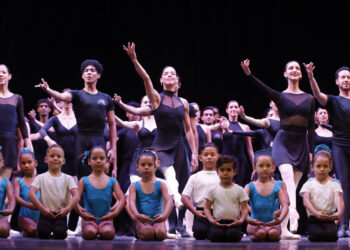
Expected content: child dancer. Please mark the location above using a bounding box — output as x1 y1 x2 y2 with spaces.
181 143 220 240
0 148 15 238
14 148 41 237
300 145 344 242
245 151 288 242
76 146 126 240
129 149 173 241
29 144 80 239
204 155 249 242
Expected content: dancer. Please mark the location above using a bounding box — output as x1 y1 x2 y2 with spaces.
28 144 80 239
220 100 254 186
122 42 197 208
0 150 15 238
35 59 117 178
202 106 223 153
300 145 344 242
76 146 125 240
245 151 288 242
128 150 173 241
204 155 249 242
241 59 315 238
304 62 350 237
14 148 40 237
314 108 333 151
0 64 32 178
39 89 78 180
181 143 220 240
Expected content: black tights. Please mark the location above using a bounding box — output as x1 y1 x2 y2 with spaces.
37 214 67 239
209 220 242 242
308 216 338 242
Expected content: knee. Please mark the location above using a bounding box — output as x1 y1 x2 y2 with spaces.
37 228 51 239
267 229 280 242
24 226 38 238
52 227 67 240
251 229 267 242
137 228 154 241
226 231 242 242
209 229 225 242
99 228 115 240
0 225 10 238
154 228 167 241
193 227 208 240
325 232 338 242
83 227 98 240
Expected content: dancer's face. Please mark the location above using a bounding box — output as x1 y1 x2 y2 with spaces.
45 147 65 172
37 102 51 116
316 108 329 125
254 155 275 179
201 109 215 125
284 61 302 81
141 96 150 108
160 67 178 87
19 153 37 176
217 163 236 185
311 155 332 182
199 146 219 171
192 104 201 123
82 65 101 84
226 101 239 118
336 70 350 91
88 148 107 173
136 155 157 178
0 65 11 86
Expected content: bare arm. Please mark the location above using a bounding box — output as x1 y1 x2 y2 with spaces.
107 110 117 176
153 182 173 223
113 94 152 116
14 179 35 210
183 99 198 172
100 181 126 221
303 192 331 220
123 42 160 109
28 186 54 219
239 105 270 128
114 115 140 131
242 124 254 167
128 183 152 223
35 78 72 102
303 62 328 106
190 116 199 153
332 191 344 222
0 181 15 216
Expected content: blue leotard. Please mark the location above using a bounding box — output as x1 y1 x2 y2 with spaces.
0 178 9 219
135 180 163 220
17 178 40 222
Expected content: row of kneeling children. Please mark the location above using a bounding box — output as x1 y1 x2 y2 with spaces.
0 142 344 242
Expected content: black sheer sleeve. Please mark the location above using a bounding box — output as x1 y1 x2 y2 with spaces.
39 116 57 138
16 95 28 139
247 74 281 105
308 96 315 153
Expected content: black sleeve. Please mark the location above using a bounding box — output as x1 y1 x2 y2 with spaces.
39 116 57 138
247 74 281 105
16 95 28 139
308 96 315 153
320 123 333 132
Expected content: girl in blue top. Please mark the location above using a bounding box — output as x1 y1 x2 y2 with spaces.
0 149 15 238
129 149 173 241
76 146 126 240
244 151 289 242
14 148 41 237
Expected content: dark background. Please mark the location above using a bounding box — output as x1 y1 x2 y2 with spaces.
1 0 349 120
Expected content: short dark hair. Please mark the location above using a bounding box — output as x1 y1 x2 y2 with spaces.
335 66 350 80
202 106 215 114
36 98 52 109
0 64 10 74
199 142 218 155
254 150 275 166
216 155 236 170
46 144 64 156
80 59 103 75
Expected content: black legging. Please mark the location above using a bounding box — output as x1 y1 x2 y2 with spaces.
307 216 338 242
209 220 242 242
37 214 67 239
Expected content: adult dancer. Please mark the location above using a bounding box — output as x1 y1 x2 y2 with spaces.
123 42 197 208
314 108 333 150
241 59 315 238
39 89 78 181
0 64 32 178
304 62 350 237
35 59 117 178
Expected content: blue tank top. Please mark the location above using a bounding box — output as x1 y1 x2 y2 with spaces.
0 178 9 219
249 180 282 223
135 180 163 220
17 178 40 222
83 176 116 224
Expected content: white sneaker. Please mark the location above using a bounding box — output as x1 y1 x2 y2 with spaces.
281 231 301 240
167 233 177 239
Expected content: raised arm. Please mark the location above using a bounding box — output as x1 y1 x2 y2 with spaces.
113 94 152 116
39 116 58 146
123 42 160 109
35 78 72 102
303 62 328 106
238 105 271 128
114 115 140 131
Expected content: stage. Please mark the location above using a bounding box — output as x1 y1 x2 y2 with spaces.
1 234 349 250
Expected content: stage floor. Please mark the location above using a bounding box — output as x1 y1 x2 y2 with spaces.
1 234 350 250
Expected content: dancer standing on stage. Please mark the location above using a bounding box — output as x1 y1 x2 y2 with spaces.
35 59 117 178
241 59 315 238
122 42 197 208
304 62 350 237
0 64 32 178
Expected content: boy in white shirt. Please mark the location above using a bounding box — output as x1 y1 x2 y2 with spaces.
181 143 220 240
29 144 79 239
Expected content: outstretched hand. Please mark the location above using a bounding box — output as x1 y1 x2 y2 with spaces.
240 59 251 76
238 105 246 118
113 93 122 104
123 42 137 61
303 62 315 77
34 78 49 91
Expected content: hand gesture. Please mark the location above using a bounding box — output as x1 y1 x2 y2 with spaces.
315 211 331 221
195 210 206 219
113 93 122 104
34 78 49 91
247 218 265 226
55 207 69 219
209 218 226 227
152 213 166 223
0 209 13 216
99 212 115 221
107 149 117 176
219 116 229 131
81 211 98 221
123 42 137 61
28 109 37 121
303 62 315 78
238 105 246 118
240 59 251 76
190 154 198 173
42 208 56 220
136 214 153 225
264 214 282 227
226 218 244 227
